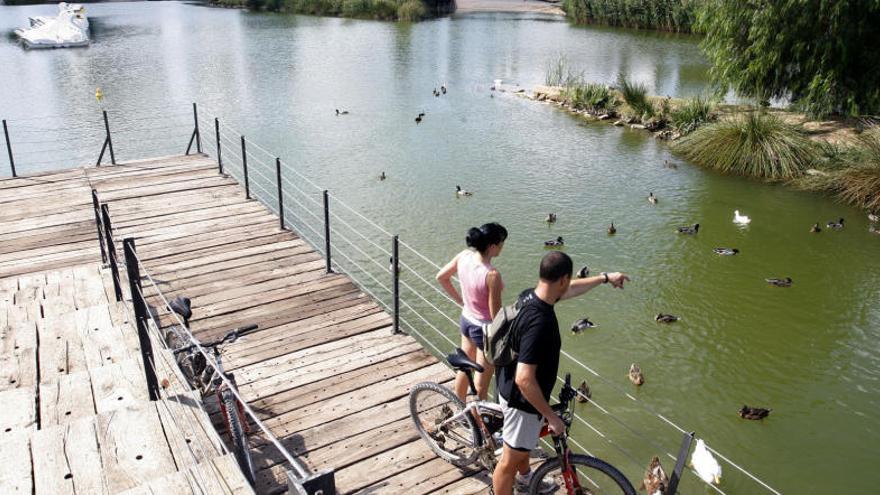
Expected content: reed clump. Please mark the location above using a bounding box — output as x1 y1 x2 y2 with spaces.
669 95 716 135
617 74 655 120
563 83 615 113
562 0 698 33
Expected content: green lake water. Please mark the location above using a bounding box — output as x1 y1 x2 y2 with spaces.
1 2 878 492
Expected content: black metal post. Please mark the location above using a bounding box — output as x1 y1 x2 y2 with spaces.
392 235 400 334
241 136 250 199
276 158 284 230
103 110 115 165
101 204 123 301
122 238 160 402
185 103 202 155
667 431 695 495
91 189 107 265
323 190 332 273
2 120 15 177
215 117 222 174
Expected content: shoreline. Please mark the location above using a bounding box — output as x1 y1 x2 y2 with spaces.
455 0 565 15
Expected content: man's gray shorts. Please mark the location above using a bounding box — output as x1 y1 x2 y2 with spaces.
500 396 543 452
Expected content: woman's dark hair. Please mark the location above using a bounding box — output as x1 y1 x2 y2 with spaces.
466 222 508 253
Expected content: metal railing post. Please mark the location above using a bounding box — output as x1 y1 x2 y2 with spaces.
186 102 202 155
2 120 15 177
104 110 115 165
323 190 332 273
91 189 107 265
276 158 284 230
392 235 400 334
101 204 123 301
215 117 222 174
122 238 160 402
241 136 250 199
667 431 695 495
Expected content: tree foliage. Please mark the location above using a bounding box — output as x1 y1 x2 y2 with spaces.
697 0 880 117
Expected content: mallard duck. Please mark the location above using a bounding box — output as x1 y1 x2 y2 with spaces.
738 405 771 420
640 456 669 495
441 84 447 94
733 210 751 225
388 257 400 275
418 112 425 118
455 185 473 197
576 266 590 278
713 247 739 256
415 115 422 124
607 223 617 235
677 223 699 235
576 380 591 403
655 313 679 323
664 160 677 169
379 172 386 181
869 213 879 223
545 213 557 223
544 236 564 247
810 223 821 233
766 277 793 287
335 108 349 116
690 439 722 485
628 363 644 386
571 318 597 334
647 192 658 204
827 218 845 229
433 89 440 97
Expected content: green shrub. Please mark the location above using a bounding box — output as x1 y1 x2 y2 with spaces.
397 0 427 21
669 95 716 135
617 74 655 120
672 112 819 180
564 83 614 113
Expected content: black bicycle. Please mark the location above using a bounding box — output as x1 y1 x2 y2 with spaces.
409 348 636 494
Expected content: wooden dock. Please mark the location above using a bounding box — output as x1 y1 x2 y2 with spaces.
0 155 493 494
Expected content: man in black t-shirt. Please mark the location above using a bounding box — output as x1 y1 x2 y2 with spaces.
492 251 629 495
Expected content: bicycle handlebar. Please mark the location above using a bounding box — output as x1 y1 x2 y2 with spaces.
172 324 259 356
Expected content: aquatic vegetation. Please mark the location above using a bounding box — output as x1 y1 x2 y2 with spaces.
563 83 615 113
397 0 427 21
672 112 818 180
562 0 698 33
213 0 452 21
617 74 655 120
545 54 584 88
669 95 716 135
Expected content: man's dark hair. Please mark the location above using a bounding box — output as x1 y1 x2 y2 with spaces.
539 251 573 282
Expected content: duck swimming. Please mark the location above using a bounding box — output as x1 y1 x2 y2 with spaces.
607 222 617 235
455 185 473 197
544 236 564 247
571 318 597 334
664 160 677 169
677 223 700 235
335 109 349 116
655 313 679 323
379 172 386 181
415 115 422 124
827 217 845 229
576 380 591 403
545 213 557 223
441 84 447 94
733 210 751 225
690 439 722 485
628 363 645 386
766 277 793 287
647 192 658 204
640 456 669 495
713 247 739 256
738 405 771 420
810 223 822 233
576 266 590 278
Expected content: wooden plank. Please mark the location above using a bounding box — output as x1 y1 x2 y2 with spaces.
0 429 33 494
0 347 37 392
39 370 97 427
89 359 149 414
0 387 36 434
356 457 477 495
334 440 438 494
77 306 133 368
94 403 178 493
38 316 89 383
31 417 108 495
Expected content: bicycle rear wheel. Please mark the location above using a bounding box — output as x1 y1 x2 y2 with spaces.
219 387 255 485
409 382 479 467
529 454 637 495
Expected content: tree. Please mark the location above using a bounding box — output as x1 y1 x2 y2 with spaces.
697 0 880 117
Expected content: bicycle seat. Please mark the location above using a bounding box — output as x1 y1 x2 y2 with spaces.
447 348 484 373
169 296 192 320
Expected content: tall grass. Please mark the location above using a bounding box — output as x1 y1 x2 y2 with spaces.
672 112 819 180
669 95 716 135
835 128 880 211
563 83 614 113
215 0 452 20
562 0 698 33
545 55 583 88
617 74 655 119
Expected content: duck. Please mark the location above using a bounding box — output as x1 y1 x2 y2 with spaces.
544 236 564 247
810 223 822 233
733 210 751 225
689 439 722 485
640 456 669 495
607 222 617 235
647 192 658 205
628 363 644 386
576 266 590 278
713 247 739 256
664 160 677 169
455 185 473 197
655 313 679 323
545 213 557 223
738 405 771 420
576 380 591 403
415 115 422 124
827 217 845 229
379 172 386 181
335 108 349 116
766 277 793 287
571 318 597 334
676 223 699 235
441 84 447 94
869 213 879 223
388 257 400 275
418 112 426 118
433 89 440 97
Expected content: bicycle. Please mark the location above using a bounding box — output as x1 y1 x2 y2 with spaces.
409 348 637 495
164 296 259 485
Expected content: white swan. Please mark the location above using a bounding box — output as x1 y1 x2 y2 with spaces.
733 210 751 225
690 439 722 485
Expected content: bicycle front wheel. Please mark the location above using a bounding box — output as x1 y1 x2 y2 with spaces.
409 381 479 468
530 454 637 495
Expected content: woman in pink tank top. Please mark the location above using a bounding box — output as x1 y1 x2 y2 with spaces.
436 222 507 401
